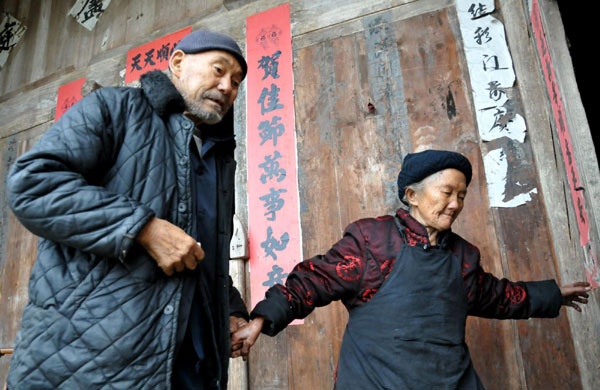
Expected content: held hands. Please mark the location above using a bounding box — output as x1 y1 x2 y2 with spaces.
560 282 591 312
135 217 205 276
230 317 264 361
229 316 248 359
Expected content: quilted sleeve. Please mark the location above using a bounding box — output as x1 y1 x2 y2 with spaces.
6 89 155 261
463 245 562 319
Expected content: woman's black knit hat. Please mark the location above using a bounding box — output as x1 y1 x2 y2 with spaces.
397 150 472 203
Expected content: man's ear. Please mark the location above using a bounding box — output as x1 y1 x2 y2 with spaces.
169 50 185 79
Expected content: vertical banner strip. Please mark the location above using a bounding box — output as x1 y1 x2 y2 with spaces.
246 4 304 318
530 0 590 247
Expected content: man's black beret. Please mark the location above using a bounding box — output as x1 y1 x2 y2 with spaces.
174 30 248 79
397 149 472 203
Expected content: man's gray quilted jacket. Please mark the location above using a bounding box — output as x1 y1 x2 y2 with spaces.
5 71 246 389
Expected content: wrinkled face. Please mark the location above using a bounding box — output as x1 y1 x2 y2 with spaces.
170 49 243 124
406 168 467 233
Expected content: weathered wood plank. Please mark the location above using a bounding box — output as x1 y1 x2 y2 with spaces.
462 4 580 386
0 0 448 97
492 139 581 389
0 61 101 140
535 1 600 242
0 0 436 136
357 10 412 207
288 36 358 390
394 8 526 388
0 129 46 387
0 137 17 273
125 0 152 44
248 332 289 390
501 1 600 388
293 0 452 50
0 194 38 388
228 258 249 390
290 0 412 35
453 3 581 387
233 81 249 225
0 136 14 386
29 0 52 82
39 0 74 89
12 0 38 90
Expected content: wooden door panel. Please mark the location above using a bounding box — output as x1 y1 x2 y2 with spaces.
248 4 581 389
0 132 45 386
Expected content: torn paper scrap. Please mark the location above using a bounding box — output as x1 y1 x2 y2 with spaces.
483 148 537 208
0 13 27 68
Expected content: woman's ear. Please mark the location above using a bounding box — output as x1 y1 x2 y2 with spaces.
405 188 419 208
169 50 185 79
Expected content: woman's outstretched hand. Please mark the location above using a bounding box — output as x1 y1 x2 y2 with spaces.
560 282 591 312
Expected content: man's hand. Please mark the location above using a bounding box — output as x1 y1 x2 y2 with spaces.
560 282 591 312
231 317 264 361
230 316 248 357
230 316 248 333
135 217 205 276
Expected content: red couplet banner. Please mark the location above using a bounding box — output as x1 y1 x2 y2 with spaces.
531 0 598 288
125 27 191 84
55 77 86 122
530 0 589 247
246 3 303 313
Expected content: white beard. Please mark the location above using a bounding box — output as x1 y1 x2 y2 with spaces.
182 87 232 125
182 94 223 125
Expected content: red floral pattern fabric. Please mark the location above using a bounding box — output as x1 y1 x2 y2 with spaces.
253 208 551 334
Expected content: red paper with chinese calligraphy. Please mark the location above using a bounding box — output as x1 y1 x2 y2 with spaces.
246 4 303 315
55 78 86 122
531 0 597 287
125 27 191 84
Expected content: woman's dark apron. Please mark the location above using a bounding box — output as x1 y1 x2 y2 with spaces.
335 218 484 389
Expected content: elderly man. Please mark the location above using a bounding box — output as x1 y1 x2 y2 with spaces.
232 149 590 389
6 30 249 390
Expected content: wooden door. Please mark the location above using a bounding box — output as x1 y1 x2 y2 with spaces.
248 3 581 390
0 124 49 386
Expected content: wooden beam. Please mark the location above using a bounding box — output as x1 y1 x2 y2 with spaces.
0 0 449 141
500 1 600 388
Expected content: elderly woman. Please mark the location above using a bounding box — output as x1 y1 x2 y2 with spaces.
232 149 590 389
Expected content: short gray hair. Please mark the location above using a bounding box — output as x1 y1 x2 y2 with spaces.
401 170 443 209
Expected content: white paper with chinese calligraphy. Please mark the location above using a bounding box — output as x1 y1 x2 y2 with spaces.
69 0 113 31
456 0 526 143
0 13 27 68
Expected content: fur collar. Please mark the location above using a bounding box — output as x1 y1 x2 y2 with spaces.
139 70 235 143
140 70 186 117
